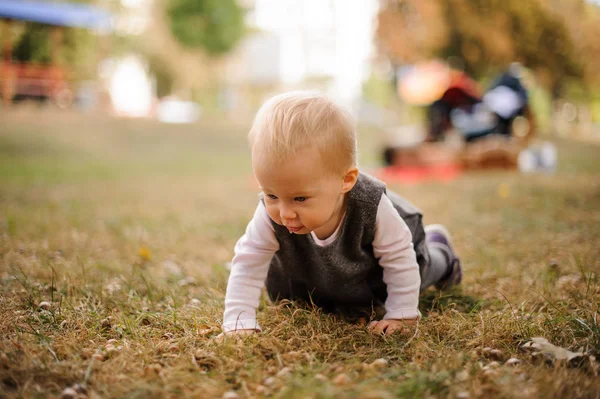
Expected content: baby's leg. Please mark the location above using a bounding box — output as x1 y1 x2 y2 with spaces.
420 245 452 290
420 224 462 290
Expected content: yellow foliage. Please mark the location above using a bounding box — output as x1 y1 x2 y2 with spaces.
138 246 151 262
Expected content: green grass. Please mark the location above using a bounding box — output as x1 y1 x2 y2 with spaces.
1 110 599 398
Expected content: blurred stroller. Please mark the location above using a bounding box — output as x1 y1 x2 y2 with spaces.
427 63 533 144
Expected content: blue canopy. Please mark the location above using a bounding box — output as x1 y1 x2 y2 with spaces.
0 0 112 30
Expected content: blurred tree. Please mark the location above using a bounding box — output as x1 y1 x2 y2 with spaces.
12 25 98 80
376 0 588 97
12 23 52 64
376 0 448 64
136 0 233 99
543 0 600 90
167 0 244 56
145 53 175 98
8 0 112 80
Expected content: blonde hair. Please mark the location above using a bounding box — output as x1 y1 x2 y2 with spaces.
249 91 357 175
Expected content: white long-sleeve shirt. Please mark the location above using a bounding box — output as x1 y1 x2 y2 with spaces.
222 193 421 332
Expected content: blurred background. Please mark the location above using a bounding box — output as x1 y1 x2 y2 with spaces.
1 0 599 135
2 0 600 187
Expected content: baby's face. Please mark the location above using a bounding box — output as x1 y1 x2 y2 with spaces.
253 148 347 238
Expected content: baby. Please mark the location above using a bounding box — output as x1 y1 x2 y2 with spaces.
222 91 462 336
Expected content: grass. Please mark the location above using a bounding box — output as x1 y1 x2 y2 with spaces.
1 110 599 398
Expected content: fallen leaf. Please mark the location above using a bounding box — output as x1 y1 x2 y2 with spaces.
144 363 162 375
187 298 202 308
505 358 521 366
332 373 351 385
520 337 583 362
370 358 389 369
178 276 196 287
456 369 469 382
193 349 221 371
72 383 88 395
263 377 276 386
255 385 267 394
60 387 77 399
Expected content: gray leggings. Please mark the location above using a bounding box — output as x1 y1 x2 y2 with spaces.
417 229 453 291
420 245 451 290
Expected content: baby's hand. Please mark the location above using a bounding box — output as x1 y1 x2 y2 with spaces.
215 329 257 342
226 329 257 336
367 319 417 336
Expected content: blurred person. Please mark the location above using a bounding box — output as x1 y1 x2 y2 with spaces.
222 92 462 336
482 63 529 136
426 63 530 143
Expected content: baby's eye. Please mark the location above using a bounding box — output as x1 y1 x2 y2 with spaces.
266 194 278 200
294 197 307 202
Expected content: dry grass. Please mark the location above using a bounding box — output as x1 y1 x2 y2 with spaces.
1 110 599 398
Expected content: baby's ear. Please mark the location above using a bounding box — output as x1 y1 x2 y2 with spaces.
341 167 359 193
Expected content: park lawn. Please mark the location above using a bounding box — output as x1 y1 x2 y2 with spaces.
1 111 599 398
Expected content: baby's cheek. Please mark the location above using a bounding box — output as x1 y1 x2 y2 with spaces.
305 209 323 226
265 206 280 224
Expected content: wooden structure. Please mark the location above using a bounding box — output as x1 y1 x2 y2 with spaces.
0 0 110 107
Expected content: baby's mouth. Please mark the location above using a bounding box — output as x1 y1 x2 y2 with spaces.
286 225 303 233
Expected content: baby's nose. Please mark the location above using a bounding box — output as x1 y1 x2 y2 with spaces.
280 206 296 220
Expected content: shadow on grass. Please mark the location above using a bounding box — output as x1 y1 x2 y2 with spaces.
419 289 484 316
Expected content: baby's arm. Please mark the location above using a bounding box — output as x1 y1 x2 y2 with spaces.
371 194 421 334
222 202 279 334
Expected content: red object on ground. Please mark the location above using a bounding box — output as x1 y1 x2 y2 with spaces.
373 163 463 184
